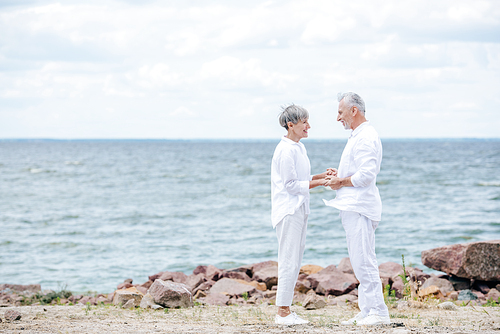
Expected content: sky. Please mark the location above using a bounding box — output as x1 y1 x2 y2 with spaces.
0 0 499 139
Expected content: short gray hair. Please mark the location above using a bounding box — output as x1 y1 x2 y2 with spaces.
278 104 309 130
337 92 365 114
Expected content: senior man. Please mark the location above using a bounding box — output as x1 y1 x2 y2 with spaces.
324 92 390 326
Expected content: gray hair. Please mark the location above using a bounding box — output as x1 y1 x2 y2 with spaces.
337 92 365 115
278 104 309 130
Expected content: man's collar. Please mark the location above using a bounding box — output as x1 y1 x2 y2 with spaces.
349 121 369 138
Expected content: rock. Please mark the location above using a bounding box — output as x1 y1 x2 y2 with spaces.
136 286 148 295
205 265 223 281
303 291 326 310
295 280 312 294
78 296 93 305
148 272 163 282
124 278 133 284
209 278 257 297
192 280 215 295
204 292 230 306
117 283 134 290
185 274 206 292
448 275 470 291
338 258 354 274
392 276 405 299
194 290 207 299
149 280 193 308
159 271 188 284
299 264 324 276
223 265 253 279
263 290 276 299
253 266 278 290
448 291 459 301
140 293 163 309
221 271 251 281
113 288 143 307
4 310 21 321
308 265 358 296
421 276 454 295
122 299 137 309
0 284 41 295
475 282 490 294
139 280 154 290
473 290 485 299
457 289 478 301
251 260 278 274
379 262 403 278
487 288 500 302
421 240 500 281
418 285 444 299
232 279 266 292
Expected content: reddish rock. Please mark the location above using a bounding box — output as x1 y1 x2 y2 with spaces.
421 240 500 281
159 271 188 284
295 280 312 294
221 271 251 281
205 265 222 281
209 278 257 297
139 280 153 290
300 264 324 276
251 261 278 275
338 258 354 274
149 280 193 308
193 265 207 275
391 276 405 299
4 310 21 322
474 282 490 294
379 262 403 279
223 265 253 279
136 286 148 295
303 291 326 310
307 265 358 296
117 283 134 290
253 266 278 290
332 294 358 305
185 274 206 292
113 289 142 308
487 288 500 302
0 284 41 294
124 278 133 284
204 292 230 306
193 280 215 295
78 296 92 305
421 276 454 296
149 272 163 282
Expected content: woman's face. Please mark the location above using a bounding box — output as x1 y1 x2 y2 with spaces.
288 118 310 142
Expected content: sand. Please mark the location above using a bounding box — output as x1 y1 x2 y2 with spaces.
1 302 499 333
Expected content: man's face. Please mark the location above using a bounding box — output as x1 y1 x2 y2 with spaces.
337 98 352 130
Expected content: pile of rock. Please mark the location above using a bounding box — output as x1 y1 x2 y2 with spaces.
1 240 498 310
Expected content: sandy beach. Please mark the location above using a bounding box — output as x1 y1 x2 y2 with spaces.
1 302 500 334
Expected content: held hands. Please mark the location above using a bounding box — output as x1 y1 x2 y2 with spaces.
325 168 342 190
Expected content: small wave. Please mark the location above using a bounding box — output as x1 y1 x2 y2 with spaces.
477 182 500 187
65 161 83 165
29 168 44 174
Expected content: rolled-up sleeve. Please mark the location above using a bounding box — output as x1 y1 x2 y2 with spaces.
350 141 378 188
280 151 310 196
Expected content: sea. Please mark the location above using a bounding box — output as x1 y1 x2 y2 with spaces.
1 139 499 293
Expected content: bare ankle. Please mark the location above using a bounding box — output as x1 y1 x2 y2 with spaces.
277 306 291 317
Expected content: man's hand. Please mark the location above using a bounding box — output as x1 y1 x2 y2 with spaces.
326 168 338 177
325 175 343 190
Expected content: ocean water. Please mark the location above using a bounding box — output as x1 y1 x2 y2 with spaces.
0 139 499 293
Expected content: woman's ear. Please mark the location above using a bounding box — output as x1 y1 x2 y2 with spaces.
287 121 294 129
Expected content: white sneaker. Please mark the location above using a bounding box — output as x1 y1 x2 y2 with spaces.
340 312 364 325
275 312 309 325
356 314 390 326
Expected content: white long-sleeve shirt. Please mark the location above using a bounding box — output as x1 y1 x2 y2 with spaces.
271 136 312 228
323 122 383 221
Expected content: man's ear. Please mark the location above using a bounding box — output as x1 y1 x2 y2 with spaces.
351 106 358 117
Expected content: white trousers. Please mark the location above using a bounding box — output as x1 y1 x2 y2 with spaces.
341 211 389 318
275 204 308 306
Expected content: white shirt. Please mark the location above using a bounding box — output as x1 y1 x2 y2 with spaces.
271 136 312 228
323 122 383 221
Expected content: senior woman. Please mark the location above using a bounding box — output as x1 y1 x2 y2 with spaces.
271 104 329 325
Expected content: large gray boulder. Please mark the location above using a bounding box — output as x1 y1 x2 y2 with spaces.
149 279 193 308
421 240 500 281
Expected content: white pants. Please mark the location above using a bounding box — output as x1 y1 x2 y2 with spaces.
275 204 308 306
341 211 389 318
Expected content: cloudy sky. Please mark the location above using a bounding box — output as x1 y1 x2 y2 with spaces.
1 0 499 139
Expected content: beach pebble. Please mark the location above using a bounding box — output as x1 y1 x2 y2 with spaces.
437 301 458 310
4 310 21 322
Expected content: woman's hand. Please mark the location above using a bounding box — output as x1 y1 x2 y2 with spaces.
326 168 338 177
